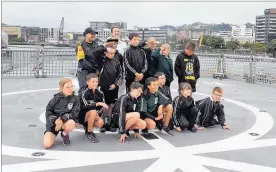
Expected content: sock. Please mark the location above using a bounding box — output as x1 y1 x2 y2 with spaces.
84 122 88 133
62 131 67 136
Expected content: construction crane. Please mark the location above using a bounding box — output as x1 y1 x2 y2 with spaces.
59 17 64 42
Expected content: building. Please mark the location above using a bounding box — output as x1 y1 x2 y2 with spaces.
97 29 111 40
90 21 127 31
40 28 59 43
2 31 8 48
126 27 168 43
21 26 41 43
1 25 21 40
256 8 276 44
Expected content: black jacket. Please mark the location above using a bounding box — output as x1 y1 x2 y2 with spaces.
124 45 148 80
99 57 123 87
158 86 172 101
174 51 200 85
45 92 80 127
79 88 105 114
114 51 124 74
112 93 138 134
195 97 226 127
141 89 171 113
76 42 106 73
138 41 154 77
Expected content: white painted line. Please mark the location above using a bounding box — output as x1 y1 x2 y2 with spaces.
196 155 276 172
2 88 275 172
141 132 175 150
2 88 58 96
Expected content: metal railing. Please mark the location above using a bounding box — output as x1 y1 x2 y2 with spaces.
1 48 276 87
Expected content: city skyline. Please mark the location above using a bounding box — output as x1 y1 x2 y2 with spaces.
2 1 276 32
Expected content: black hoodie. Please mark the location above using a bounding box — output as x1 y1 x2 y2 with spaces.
45 92 80 127
99 55 123 88
124 45 148 80
174 51 200 85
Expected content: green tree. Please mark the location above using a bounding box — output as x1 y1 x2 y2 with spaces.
266 39 276 58
202 35 225 49
252 43 266 53
243 41 251 49
226 40 240 50
178 39 193 50
9 37 24 42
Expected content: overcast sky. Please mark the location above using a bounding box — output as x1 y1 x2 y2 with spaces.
2 1 276 32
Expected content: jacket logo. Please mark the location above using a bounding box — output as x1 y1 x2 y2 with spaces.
67 103 73 110
185 62 194 75
133 104 136 111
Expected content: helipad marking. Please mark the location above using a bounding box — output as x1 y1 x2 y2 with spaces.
2 88 276 172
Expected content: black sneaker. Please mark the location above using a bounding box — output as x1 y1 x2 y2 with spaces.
61 132 71 145
188 126 197 133
85 132 99 143
99 127 106 133
156 121 163 131
161 127 174 136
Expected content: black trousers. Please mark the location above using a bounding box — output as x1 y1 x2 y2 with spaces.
76 70 88 94
173 107 198 130
100 86 119 105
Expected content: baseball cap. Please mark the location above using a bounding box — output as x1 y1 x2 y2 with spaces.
106 37 119 43
83 27 98 36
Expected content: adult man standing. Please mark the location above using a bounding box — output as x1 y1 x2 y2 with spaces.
76 27 115 93
138 37 157 78
109 27 128 96
76 27 99 93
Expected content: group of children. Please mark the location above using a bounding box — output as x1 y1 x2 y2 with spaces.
43 73 230 148
43 31 230 149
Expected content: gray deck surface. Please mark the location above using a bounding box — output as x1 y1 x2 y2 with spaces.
2 77 276 172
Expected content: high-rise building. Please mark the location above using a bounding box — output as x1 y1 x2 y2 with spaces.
40 28 59 43
21 26 41 43
256 8 276 44
89 21 127 30
126 27 167 43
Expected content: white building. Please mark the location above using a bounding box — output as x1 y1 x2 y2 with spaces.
231 24 255 43
97 29 112 41
41 28 59 43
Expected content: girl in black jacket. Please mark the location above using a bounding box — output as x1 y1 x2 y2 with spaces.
44 78 80 149
172 82 199 133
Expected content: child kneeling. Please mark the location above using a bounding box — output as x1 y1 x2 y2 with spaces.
172 83 201 133
44 78 80 149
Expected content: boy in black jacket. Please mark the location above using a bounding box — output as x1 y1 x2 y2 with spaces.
124 33 148 91
196 87 231 130
112 82 147 143
172 83 201 133
79 73 108 143
44 78 80 149
154 72 172 101
174 42 200 92
98 40 123 133
140 77 174 136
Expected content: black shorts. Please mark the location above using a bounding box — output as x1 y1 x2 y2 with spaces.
44 125 63 136
78 110 103 125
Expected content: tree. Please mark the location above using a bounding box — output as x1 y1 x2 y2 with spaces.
9 37 24 42
178 39 193 50
226 40 240 50
266 39 276 58
243 41 252 49
252 43 266 53
202 35 225 49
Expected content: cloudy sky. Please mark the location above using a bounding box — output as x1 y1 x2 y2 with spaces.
2 0 276 32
